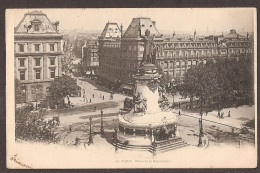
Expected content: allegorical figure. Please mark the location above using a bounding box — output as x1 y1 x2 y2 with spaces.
140 29 157 65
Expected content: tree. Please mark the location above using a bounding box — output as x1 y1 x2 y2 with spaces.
179 56 254 110
179 64 201 106
15 79 26 104
78 62 85 77
15 107 56 142
46 75 81 108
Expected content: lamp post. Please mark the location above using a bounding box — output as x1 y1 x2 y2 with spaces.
198 118 203 147
200 111 204 137
88 116 93 144
114 127 118 151
100 109 104 137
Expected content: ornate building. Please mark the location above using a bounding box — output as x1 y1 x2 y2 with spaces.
98 22 122 88
81 39 99 76
97 18 253 92
14 10 63 102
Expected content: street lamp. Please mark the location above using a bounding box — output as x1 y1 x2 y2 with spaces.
114 127 118 151
88 116 93 144
200 112 204 137
100 109 104 137
198 117 203 147
198 111 204 147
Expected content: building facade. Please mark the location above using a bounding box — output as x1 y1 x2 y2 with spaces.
14 11 63 102
81 40 99 75
98 22 122 88
98 18 253 92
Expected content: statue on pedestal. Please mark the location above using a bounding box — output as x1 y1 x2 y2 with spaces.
140 29 157 66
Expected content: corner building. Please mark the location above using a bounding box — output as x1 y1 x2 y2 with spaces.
82 40 99 75
14 11 63 102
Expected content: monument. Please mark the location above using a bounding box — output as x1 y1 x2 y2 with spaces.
113 29 188 153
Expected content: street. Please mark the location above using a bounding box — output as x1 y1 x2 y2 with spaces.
44 77 255 148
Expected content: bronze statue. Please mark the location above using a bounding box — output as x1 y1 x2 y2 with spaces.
140 29 156 65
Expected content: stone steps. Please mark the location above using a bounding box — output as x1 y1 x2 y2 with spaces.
149 140 189 154
112 141 150 151
153 137 183 146
112 137 189 153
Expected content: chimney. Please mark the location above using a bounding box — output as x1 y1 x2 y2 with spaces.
194 30 197 40
152 21 156 26
173 31 176 39
53 21 59 31
120 23 123 38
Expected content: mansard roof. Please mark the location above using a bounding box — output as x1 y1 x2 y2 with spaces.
99 22 121 39
15 10 59 34
123 17 162 38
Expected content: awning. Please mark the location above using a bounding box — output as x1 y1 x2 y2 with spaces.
90 71 96 75
120 84 134 90
86 71 91 75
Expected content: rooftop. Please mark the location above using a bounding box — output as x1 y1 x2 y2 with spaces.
123 17 162 38
99 22 121 39
15 10 59 34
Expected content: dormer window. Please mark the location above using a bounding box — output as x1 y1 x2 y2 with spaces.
34 24 39 31
30 18 42 32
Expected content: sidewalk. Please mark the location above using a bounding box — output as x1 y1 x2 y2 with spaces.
68 77 126 107
173 105 255 129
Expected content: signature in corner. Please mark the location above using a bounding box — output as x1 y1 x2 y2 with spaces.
10 154 32 169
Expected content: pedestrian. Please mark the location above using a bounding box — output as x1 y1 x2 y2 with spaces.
94 106 96 112
101 109 103 115
68 100 71 108
178 102 181 108
83 90 85 98
228 111 231 117
103 95 105 100
206 111 208 116
93 94 94 98
90 98 92 103
221 112 224 118
69 125 72 133
217 110 220 118
178 110 181 116
75 137 79 146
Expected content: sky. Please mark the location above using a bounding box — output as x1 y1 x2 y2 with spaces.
9 8 256 35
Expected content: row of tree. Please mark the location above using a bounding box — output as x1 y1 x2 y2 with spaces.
178 56 254 109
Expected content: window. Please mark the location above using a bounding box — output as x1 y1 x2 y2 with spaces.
19 59 25 67
50 44 55 51
35 44 40 52
50 58 55 65
50 69 55 78
20 71 25 80
35 58 41 66
34 24 39 31
19 44 24 52
35 70 41 79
